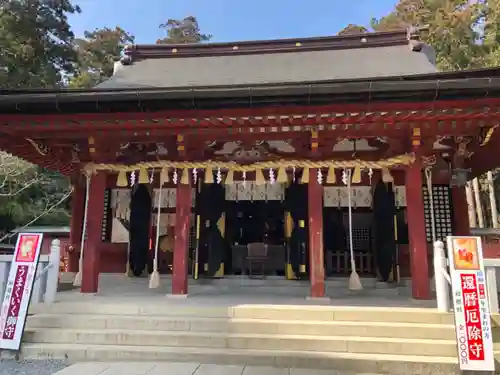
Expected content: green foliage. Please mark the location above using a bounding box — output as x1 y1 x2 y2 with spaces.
0 12 211 234
69 27 135 88
481 0 500 67
337 24 369 35
0 153 71 235
157 16 212 44
371 0 485 71
0 0 81 89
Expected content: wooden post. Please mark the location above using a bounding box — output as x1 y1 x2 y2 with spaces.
81 172 106 294
472 178 484 228
405 159 431 300
308 169 326 298
172 180 192 295
451 186 471 235
465 181 477 228
68 180 85 273
487 171 498 228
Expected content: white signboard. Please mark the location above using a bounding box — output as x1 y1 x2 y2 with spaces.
0 233 43 350
446 236 495 372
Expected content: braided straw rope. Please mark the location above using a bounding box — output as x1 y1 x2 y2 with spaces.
480 124 499 146
83 153 415 175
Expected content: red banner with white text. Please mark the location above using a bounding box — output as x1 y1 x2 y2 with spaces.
0 233 43 350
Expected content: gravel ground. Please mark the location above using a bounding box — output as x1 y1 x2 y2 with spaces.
0 359 69 375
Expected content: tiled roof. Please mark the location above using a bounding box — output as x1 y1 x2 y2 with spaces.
97 29 437 90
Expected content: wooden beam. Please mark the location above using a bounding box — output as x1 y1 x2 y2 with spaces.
1 97 499 124
1 98 499 133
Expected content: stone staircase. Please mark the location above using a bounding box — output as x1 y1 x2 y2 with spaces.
14 301 500 374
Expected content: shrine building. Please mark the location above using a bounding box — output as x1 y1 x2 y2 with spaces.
1 28 499 300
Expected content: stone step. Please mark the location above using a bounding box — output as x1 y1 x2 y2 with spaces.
23 328 459 357
26 314 456 340
31 304 453 324
12 342 460 375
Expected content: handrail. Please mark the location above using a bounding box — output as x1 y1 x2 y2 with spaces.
0 239 61 304
433 241 451 312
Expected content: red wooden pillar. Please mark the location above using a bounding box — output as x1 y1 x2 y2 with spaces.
68 179 85 273
405 159 431 300
81 172 106 294
451 186 471 236
308 169 326 298
172 181 192 295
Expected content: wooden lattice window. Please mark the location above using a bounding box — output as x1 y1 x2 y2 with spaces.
188 214 196 253
423 185 452 242
352 227 371 251
101 189 112 241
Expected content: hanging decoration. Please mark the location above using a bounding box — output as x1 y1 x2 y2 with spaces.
116 171 128 187
192 168 198 184
368 168 373 185
326 167 336 184
317 169 323 184
73 175 91 287
216 167 222 184
269 168 276 184
381 167 394 183
173 169 178 184
180 168 189 185
255 168 266 185
300 167 309 184
341 169 348 186
351 165 362 184
160 167 169 185
225 169 234 185
149 168 155 184
242 171 247 186
90 154 414 175
149 181 163 289
345 169 363 291
205 167 214 184
276 167 288 183
100 155 414 188
138 168 149 184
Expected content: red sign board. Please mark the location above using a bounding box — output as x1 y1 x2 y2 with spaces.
0 233 43 350
447 236 495 372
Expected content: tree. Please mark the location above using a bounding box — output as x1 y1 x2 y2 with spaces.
0 152 72 242
0 0 81 88
157 16 212 44
371 0 484 71
70 27 135 88
338 24 369 35
482 0 500 67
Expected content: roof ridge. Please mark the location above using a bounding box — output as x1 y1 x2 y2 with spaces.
122 28 416 62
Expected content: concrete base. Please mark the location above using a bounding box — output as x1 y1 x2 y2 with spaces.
305 296 331 303
51 362 342 375
166 293 188 299
21 294 474 374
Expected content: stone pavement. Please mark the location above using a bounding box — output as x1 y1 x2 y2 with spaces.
50 362 379 375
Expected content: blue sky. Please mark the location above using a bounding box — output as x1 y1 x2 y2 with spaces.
69 0 399 44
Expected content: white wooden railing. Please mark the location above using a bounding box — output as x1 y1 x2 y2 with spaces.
331 250 374 274
433 240 499 314
0 239 61 304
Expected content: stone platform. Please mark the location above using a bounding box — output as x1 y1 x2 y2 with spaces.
51 362 380 375
9 274 487 374
53 273 427 307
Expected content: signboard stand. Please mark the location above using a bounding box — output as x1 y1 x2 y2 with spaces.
446 236 495 373
0 233 43 351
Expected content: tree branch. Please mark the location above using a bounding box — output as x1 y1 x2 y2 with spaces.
0 186 74 243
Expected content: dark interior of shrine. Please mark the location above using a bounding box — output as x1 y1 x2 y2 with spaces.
225 200 285 275
129 184 151 277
